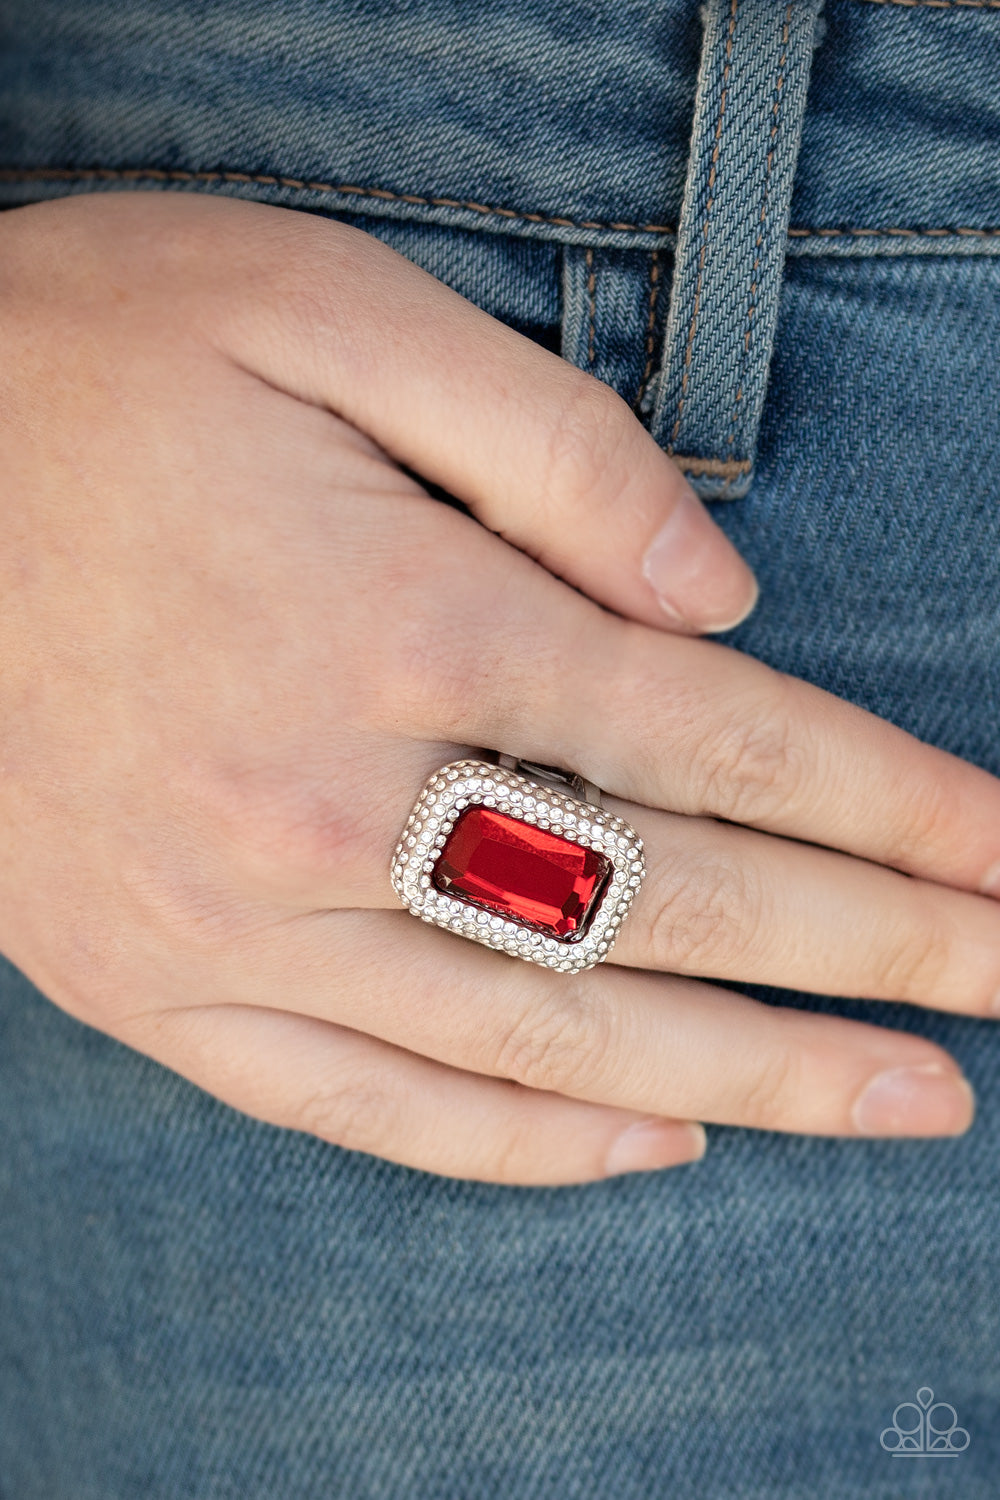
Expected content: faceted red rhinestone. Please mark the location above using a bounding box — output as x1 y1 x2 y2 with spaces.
432 806 611 939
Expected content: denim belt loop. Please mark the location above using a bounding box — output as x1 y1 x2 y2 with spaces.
649 0 825 498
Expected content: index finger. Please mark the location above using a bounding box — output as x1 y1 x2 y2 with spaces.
205 197 758 635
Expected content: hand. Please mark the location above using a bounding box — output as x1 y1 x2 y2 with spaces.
2 192 997 1185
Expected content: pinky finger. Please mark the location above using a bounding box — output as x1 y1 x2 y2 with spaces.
129 1004 707 1185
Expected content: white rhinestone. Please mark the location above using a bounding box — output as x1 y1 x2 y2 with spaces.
476 911 490 925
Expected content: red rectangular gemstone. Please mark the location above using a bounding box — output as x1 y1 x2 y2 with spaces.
432 806 611 938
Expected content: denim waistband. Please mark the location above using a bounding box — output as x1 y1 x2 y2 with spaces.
0 0 996 498
0 0 997 258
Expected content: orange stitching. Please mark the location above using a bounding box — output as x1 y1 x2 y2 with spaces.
854 0 1000 8
674 455 752 477
584 247 596 369
668 0 739 454
0 169 998 243
729 2 792 456
0 166 678 236
633 251 663 411
787 225 1000 238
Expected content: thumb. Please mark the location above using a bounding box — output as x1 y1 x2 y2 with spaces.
231 209 758 634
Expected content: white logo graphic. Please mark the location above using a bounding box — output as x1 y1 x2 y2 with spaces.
880 1386 970 1458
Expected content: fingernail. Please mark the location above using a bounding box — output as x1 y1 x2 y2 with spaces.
642 487 758 633
604 1119 707 1176
979 859 1000 898
851 1064 975 1137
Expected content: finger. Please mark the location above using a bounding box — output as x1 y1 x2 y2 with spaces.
131 1003 706 1185
607 798 1000 1017
208 199 758 634
206 911 976 1139
255 719 1000 1022
400 530 1000 894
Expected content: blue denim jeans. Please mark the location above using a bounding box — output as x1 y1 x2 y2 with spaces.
2 1 1000 1495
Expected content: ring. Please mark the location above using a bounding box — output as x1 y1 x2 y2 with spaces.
390 755 645 971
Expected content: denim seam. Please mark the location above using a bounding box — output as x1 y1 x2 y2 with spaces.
0 167 682 234
728 2 793 458
584 248 597 369
856 0 1000 7
1 170 999 246
667 455 752 477
668 0 739 453
787 226 1000 237
633 251 663 412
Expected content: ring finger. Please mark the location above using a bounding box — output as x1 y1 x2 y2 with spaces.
263 742 1000 1021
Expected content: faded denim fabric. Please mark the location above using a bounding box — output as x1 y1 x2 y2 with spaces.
2 2 1000 1497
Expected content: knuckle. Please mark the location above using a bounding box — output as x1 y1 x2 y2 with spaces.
270 219 382 338
692 687 806 825
732 1045 802 1130
112 836 249 952
363 525 505 743
537 370 636 522
296 1075 400 1157
640 852 762 974
380 603 494 744
887 773 964 870
486 1096 545 1185
195 765 376 895
489 983 609 1096
867 907 953 1000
